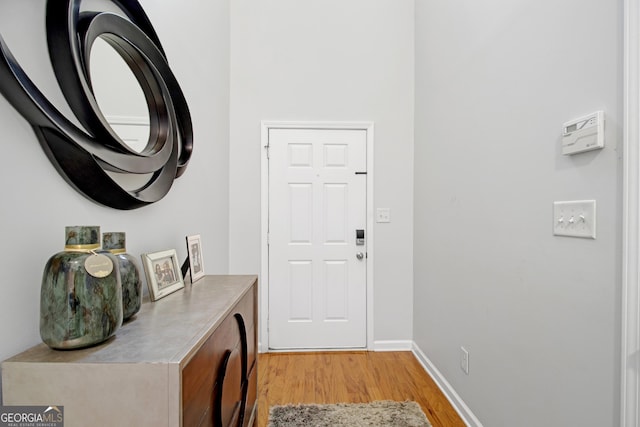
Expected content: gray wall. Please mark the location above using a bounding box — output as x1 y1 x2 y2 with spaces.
0 0 230 362
413 1 621 426
229 0 415 344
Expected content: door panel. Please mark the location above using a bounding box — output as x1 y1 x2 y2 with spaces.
268 128 366 349
288 261 313 321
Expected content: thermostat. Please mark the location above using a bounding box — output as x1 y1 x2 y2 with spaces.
562 111 604 155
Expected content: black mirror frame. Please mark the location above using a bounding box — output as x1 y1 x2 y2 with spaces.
0 0 193 210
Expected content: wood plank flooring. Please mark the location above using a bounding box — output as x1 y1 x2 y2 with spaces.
256 351 465 427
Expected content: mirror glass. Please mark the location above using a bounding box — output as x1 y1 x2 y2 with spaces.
90 36 150 153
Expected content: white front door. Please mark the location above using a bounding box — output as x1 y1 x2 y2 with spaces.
267 128 367 349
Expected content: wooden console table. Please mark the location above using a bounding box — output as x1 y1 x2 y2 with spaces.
1 275 258 427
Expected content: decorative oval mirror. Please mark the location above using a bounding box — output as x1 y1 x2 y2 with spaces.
0 0 193 210
90 36 150 154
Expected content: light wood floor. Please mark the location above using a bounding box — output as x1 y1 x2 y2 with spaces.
256 351 465 427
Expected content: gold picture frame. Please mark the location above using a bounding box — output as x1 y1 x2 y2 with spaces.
141 249 185 301
186 234 205 283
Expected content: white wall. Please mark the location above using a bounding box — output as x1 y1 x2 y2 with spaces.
229 0 415 345
413 1 621 426
0 0 230 364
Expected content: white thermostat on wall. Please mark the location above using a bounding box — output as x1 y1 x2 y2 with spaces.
561 110 604 155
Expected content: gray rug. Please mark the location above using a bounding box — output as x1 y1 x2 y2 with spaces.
268 400 432 427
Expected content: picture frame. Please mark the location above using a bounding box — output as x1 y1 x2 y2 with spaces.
141 249 185 301
186 234 205 282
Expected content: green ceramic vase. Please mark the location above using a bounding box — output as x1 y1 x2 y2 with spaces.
102 232 142 321
40 226 123 350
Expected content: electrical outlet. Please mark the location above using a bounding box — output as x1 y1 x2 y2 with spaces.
460 347 469 375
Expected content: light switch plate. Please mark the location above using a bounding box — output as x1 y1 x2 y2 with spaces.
553 200 596 239
376 208 390 223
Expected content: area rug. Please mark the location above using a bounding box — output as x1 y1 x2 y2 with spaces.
268 400 431 427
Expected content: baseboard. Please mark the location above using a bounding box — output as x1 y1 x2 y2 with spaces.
411 342 483 427
373 340 413 351
259 340 413 352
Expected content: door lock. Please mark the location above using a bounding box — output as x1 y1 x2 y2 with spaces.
356 229 365 246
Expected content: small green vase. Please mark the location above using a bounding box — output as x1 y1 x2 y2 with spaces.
102 232 142 321
40 226 123 350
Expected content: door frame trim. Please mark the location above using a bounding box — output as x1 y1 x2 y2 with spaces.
260 121 375 352
622 0 640 424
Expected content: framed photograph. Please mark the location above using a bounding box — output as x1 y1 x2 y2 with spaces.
141 249 185 301
186 234 205 282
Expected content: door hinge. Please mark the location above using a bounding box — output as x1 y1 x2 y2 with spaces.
264 143 270 159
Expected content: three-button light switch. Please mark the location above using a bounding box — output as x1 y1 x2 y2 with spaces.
553 200 596 239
